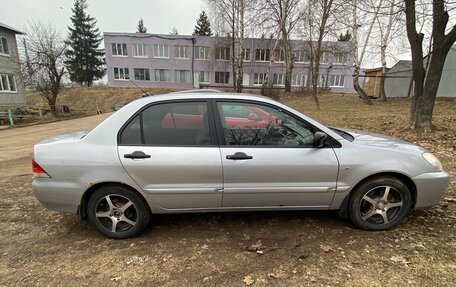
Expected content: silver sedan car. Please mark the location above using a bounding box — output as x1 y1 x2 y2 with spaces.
32 93 450 239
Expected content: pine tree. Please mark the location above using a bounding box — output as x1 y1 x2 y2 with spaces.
192 11 213 36
65 0 105 87
137 18 147 33
338 30 352 42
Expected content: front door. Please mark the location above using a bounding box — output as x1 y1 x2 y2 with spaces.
118 100 223 210
215 101 339 208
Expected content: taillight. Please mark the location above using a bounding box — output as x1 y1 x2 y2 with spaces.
32 159 50 178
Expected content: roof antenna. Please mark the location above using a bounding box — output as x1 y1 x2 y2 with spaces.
128 78 151 98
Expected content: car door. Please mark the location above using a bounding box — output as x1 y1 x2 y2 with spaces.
118 100 223 210
214 100 339 208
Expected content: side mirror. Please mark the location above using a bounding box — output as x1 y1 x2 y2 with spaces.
248 112 260 121
313 131 328 148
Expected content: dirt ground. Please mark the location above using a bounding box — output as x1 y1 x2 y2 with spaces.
0 93 455 287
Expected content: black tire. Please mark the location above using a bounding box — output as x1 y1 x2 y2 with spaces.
348 176 412 231
87 185 151 239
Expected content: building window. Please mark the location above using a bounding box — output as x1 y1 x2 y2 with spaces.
0 74 17 92
114 67 129 80
317 74 327 87
112 43 127 56
134 68 150 81
175 70 191 83
198 71 210 83
273 49 285 62
215 72 230 84
154 69 171 82
153 44 170 58
334 52 348 64
194 46 209 60
242 48 251 61
132 44 148 57
175 46 190 59
291 74 307 86
216 47 230 60
328 75 345 87
253 73 268 85
0 37 9 55
293 50 308 63
320 52 328 64
273 73 284 86
255 49 270 62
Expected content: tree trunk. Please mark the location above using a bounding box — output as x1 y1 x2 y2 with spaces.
311 63 320 109
353 66 373 105
379 72 387 101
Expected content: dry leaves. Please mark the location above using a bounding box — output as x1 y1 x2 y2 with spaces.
243 275 255 285
320 244 335 252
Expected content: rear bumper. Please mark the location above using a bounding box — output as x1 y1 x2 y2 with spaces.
413 171 450 208
32 177 89 214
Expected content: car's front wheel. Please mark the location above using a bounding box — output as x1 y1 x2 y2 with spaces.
348 176 412 231
87 185 151 239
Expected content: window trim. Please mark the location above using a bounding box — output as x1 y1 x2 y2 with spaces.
153 44 170 59
113 67 130 80
328 74 345 88
112 43 128 57
211 99 338 148
117 99 219 147
194 46 209 60
175 45 190 59
0 37 10 56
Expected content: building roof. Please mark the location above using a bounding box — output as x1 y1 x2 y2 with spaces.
364 67 385 73
0 21 24 35
387 60 412 74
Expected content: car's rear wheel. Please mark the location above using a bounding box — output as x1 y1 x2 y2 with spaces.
87 185 150 239
348 176 412 231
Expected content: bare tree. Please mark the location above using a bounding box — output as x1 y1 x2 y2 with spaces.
207 0 255 92
21 22 66 117
263 0 301 92
351 0 379 105
303 0 336 108
405 0 456 131
376 0 398 101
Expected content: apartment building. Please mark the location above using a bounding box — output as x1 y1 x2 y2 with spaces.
0 22 25 107
104 32 356 93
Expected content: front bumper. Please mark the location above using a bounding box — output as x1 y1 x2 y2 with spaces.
413 171 450 208
32 177 89 214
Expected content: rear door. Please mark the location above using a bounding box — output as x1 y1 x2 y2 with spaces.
118 100 223 210
214 100 339 208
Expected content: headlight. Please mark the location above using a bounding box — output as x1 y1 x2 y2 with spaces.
422 152 443 171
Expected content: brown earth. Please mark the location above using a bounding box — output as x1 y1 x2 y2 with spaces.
0 91 455 286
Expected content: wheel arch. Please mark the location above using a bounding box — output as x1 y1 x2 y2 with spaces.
78 181 151 219
338 171 417 219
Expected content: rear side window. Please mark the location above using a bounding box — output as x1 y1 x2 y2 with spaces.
119 101 211 146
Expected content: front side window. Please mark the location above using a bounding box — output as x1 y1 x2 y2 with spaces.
317 74 327 87
134 68 150 81
194 46 209 59
217 102 315 146
112 43 127 56
320 52 328 64
215 71 230 84
154 69 170 82
120 101 211 146
255 49 270 62
132 44 148 57
0 74 16 92
175 70 190 83
293 50 307 63
175 46 189 59
0 37 9 55
153 44 170 58
114 67 129 80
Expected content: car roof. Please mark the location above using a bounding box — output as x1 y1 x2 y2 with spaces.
136 92 275 105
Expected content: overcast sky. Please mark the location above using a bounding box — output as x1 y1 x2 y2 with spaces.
0 0 204 35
